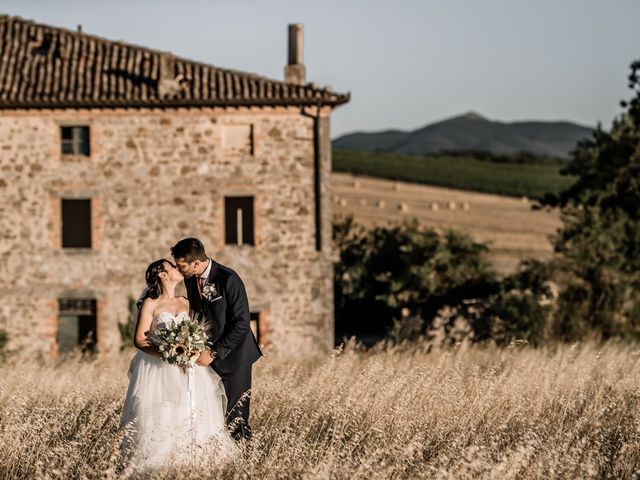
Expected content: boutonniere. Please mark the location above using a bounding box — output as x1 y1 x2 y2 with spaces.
202 282 218 301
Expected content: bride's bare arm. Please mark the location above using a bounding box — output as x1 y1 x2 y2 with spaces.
133 298 161 356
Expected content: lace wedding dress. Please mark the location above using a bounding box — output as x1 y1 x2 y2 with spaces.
120 311 237 471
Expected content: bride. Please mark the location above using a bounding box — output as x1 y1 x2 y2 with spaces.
119 259 237 471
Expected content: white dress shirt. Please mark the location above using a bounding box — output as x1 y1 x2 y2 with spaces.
199 258 212 281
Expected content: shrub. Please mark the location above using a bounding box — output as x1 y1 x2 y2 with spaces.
0 329 7 356
117 297 137 350
333 215 497 343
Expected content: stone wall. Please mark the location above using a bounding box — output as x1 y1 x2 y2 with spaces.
0 106 335 357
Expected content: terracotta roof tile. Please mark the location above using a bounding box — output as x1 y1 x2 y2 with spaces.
0 15 350 109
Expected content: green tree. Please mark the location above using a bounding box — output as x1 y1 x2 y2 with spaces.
473 260 554 346
334 216 555 346
333 215 497 342
540 59 640 340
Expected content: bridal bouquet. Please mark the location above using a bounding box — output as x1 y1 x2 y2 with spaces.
148 315 210 368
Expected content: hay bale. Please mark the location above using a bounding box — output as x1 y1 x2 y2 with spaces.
359 198 368 206
376 200 386 209
430 202 439 211
339 198 348 207
461 202 470 210
398 202 409 212
353 180 361 188
447 201 456 210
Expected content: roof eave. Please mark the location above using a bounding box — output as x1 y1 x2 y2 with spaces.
0 94 350 110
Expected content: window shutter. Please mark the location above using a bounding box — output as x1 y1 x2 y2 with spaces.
61 199 92 248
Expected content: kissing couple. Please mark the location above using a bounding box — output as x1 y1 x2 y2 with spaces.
119 237 263 471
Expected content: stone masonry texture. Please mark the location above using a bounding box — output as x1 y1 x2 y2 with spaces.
0 106 337 357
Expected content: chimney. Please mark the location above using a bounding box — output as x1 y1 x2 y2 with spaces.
284 24 305 85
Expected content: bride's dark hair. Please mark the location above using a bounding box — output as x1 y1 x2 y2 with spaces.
134 259 177 321
143 259 175 300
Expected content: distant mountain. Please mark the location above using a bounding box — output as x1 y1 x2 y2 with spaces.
333 112 594 158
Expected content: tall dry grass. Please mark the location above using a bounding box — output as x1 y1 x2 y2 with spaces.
1 341 639 479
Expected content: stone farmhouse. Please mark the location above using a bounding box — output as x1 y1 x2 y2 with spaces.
0 15 349 356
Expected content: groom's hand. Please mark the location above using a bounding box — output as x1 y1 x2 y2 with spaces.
195 350 215 366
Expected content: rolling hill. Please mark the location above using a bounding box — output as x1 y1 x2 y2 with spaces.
332 149 575 199
333 112 594 158
331 172 561 274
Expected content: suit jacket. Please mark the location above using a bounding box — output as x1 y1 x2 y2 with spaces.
186 259 263 373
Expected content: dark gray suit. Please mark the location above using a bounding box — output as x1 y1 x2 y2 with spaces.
186 259 263 440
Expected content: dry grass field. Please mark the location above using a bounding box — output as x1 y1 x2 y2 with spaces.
1 341 639 479
332 172 562 274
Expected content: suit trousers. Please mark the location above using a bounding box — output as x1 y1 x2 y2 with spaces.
213 364 253 441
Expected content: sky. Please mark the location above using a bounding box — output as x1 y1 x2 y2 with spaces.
1 0 638 138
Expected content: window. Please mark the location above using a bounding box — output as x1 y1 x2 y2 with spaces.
57 298 97 353
61 199 92 249
61 126 90 156
250 311 260 343
224 196 254 246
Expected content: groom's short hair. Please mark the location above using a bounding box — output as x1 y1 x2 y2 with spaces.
171 238 208 263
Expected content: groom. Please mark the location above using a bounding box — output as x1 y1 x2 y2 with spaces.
171 237 263 441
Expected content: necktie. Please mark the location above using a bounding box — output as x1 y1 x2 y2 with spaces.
197 276 204 298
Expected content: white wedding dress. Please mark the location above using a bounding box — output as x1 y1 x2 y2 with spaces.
120 311 237 471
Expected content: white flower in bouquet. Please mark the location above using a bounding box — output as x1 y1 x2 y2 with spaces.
148 315 210 368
